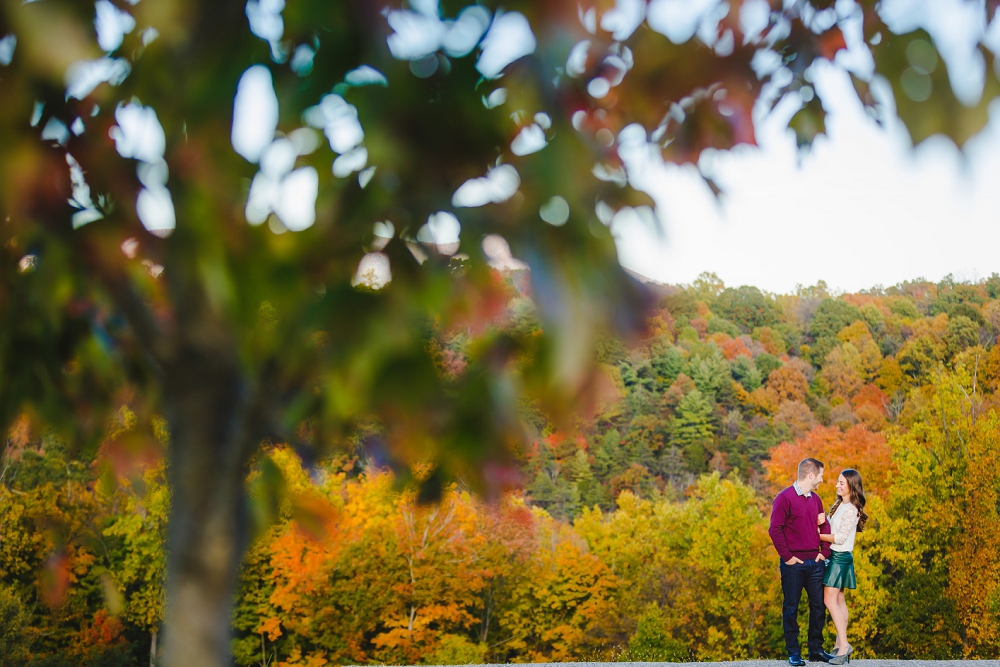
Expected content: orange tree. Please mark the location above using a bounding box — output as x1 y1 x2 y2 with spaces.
2 1 997 666
763 423 894 497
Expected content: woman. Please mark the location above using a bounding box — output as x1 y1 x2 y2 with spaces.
817 469 867 665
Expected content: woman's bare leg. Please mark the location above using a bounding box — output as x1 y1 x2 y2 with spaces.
838 589 850 650
824 586 847 651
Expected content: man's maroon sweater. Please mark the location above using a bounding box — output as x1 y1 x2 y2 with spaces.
768 485 832 562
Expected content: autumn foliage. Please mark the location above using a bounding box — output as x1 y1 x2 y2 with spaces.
762 425 895 499
4 275 1000 664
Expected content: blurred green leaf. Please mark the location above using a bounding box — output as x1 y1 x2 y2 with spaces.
874 30 1000 146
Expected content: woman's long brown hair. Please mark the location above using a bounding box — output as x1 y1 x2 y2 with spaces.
829 469 868 532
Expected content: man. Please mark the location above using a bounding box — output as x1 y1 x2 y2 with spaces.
769 457 835 666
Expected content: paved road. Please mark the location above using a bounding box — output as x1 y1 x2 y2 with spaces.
441 662 1000 667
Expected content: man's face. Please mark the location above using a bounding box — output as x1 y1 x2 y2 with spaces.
809 468 825 491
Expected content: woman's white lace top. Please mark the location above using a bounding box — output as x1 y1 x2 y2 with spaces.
828 501 859 553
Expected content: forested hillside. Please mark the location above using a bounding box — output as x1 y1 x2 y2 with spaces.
2 273 999 665
517 272 1000 516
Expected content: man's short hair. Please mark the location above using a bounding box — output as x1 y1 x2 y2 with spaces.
797 457 825 480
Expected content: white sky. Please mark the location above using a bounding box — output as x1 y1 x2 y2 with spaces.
614 37 1000 295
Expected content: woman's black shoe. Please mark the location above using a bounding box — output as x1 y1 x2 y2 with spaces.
789 654 806 666
809 649 835 662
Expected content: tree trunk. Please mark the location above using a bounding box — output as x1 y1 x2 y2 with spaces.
150 628 157 667
160 336 252 667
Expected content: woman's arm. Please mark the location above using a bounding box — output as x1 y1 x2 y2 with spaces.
817 511 833 542
830 505 860 545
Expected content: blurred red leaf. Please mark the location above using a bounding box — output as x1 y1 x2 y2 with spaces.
818 26 848 60
290 493 341 544
41 552 71 607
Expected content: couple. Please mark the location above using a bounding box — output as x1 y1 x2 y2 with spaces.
769 458 868 666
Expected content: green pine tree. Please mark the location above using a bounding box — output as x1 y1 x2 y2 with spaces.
565 449 607 510
594 429 628 484
686 349 730 398
671 389 716 473
651 346 685 389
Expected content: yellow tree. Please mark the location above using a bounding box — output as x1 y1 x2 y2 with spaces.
0 431 116 660
577 477 782 660
669 474 780 659
372 486 487 665
575 491 692 637
468 498 537 655
947 409 1000 656
836 321 883 381
498 508 618 662
819 344 864 399
102 461 169 666
866 365 1000 658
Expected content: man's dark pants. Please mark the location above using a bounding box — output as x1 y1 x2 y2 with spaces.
780 558 825 655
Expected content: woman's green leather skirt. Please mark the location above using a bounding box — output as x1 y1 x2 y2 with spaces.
823 550 856 590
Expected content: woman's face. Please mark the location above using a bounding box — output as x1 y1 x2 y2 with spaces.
836 474 849 499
